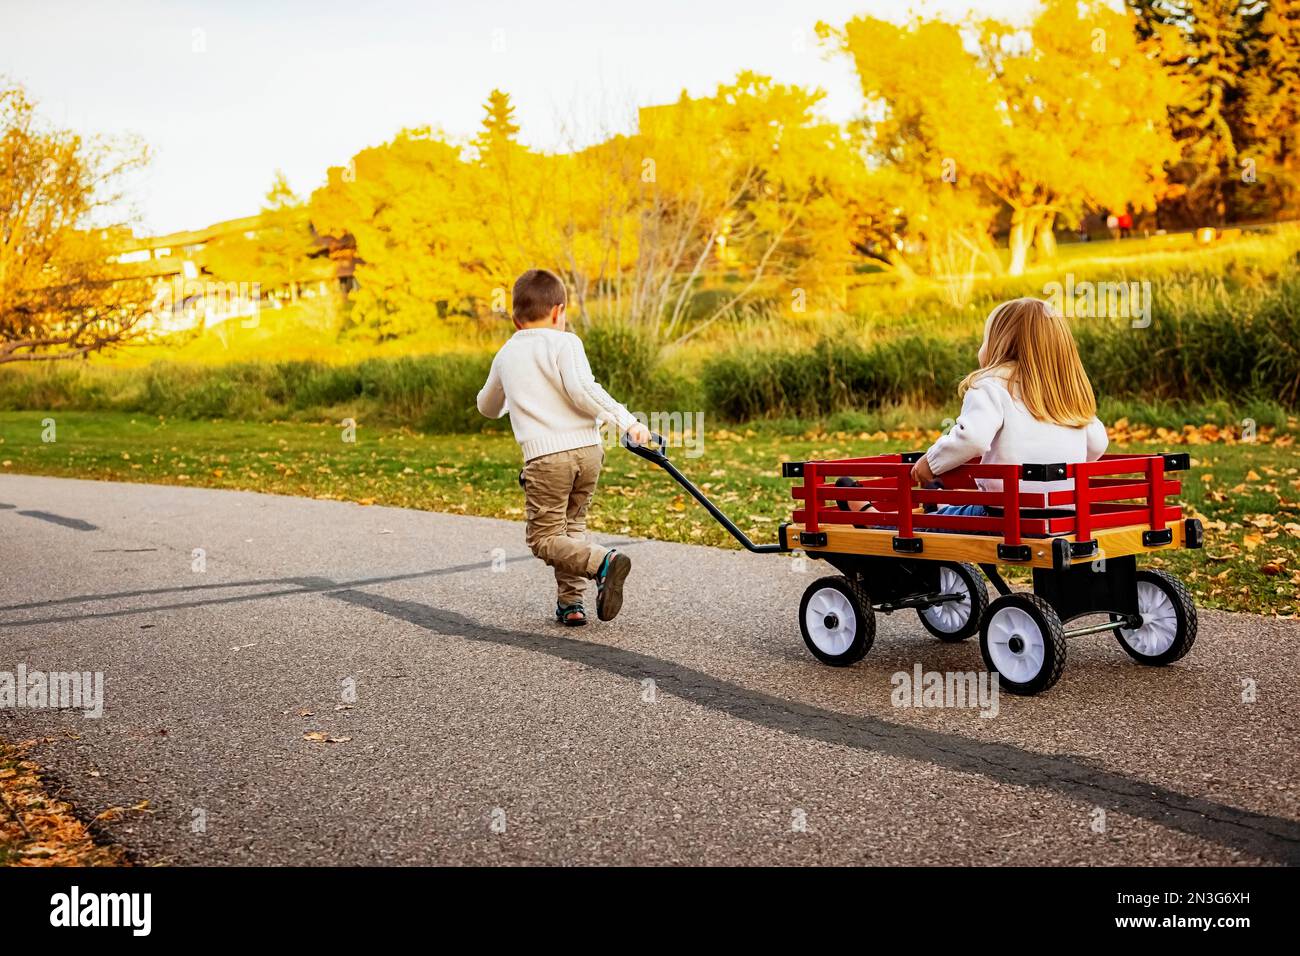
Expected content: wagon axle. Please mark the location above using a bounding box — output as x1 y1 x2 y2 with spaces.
1063 615 1142 638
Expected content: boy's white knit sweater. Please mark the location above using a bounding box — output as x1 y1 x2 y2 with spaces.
925 370 1108 494
476 327 637 461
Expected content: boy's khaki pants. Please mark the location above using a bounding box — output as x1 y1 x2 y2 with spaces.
522 445 609 607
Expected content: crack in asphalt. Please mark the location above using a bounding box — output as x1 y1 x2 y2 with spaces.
326 585 1300 866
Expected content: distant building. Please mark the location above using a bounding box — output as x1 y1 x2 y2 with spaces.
109 215 356 335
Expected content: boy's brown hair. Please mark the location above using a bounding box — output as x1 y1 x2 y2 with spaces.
512 269 567 324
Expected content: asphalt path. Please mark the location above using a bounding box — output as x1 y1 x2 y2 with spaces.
1 474 1297 865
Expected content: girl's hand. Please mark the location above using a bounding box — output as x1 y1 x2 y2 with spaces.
910 456 935 486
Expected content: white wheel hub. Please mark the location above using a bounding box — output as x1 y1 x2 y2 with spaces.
922 566 972 633
985 605 1046 684
805 587 857 657
1119 581 1179 656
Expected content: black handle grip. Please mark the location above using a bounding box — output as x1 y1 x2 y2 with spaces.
621 430 669 464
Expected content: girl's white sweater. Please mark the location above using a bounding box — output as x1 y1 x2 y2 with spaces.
925 371 1109 495
476 327 637 461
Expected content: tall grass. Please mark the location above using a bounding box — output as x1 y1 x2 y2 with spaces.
701 336 974 420
702 270 1300 419
689 222 1300 349
0 356 499 432
0 346 698 432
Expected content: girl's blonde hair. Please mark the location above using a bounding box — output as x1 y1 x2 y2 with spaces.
960 297 1097 428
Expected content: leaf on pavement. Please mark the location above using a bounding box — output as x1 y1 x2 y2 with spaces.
303 732 351 744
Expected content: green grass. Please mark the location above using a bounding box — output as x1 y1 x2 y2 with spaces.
2 410 1296 617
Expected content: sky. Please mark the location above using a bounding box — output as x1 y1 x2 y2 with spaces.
2 0 1042 235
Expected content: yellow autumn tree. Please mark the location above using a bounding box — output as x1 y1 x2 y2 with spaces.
818 17 1000 281
469 89 551 288
587 73 874 339
827 0 1183 274
310 129 487 339
0 82 152 362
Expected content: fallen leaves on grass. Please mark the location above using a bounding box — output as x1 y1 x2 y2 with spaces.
1109 419 1292 446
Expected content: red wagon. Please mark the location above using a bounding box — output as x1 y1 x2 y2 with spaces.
628 437 1203 695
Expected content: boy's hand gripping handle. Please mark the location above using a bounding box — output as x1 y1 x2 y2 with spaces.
621 430 669 464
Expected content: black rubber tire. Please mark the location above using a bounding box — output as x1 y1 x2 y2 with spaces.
979 593 1067 696
1112 569 1198 666
917 561 989 643
799 575 876 666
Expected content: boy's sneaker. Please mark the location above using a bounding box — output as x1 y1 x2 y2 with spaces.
595 550 632 621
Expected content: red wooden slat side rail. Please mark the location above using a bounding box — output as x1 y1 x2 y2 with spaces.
1089 505 1182 532
1148 456 1167 533
795 457 1026 544
1003 466 1022 546
805 461 819 532
1069 456 1179 543
1044 478 1181 506
1067 457 1171 477
789 451 1184 546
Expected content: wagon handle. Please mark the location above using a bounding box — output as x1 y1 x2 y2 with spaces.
622 430 671 463
621 432 789 554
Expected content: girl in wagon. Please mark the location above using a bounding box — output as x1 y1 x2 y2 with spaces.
915 296 1109 507
842 297 1109 520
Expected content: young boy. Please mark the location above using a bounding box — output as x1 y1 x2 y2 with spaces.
476 268 651 626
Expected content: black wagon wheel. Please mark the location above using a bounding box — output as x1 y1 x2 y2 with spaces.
798 575 875 666
979 593 1067 695
1112 569 1198 666
917 561 989 643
